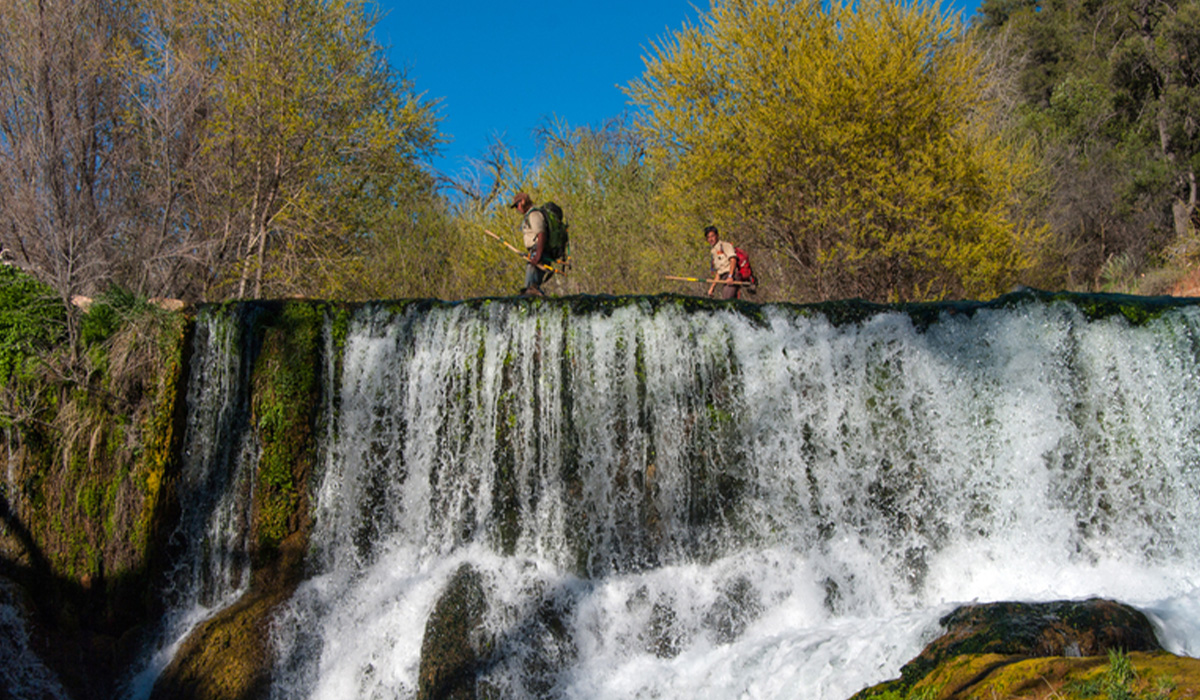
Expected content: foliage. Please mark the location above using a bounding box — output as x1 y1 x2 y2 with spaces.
435 138 551 299
0 278 188 626
191 0 444 301
328 191 461 300
0 266 65 387
975 0 1200 293
79 286 146 348
0 0 444 305
0 0 138 317
529 119 680 296
430 116 763 301
627 0 1043 302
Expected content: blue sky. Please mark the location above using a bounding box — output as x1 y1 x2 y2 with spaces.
374 0 985 184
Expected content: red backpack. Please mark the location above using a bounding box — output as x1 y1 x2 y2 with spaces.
734 247 758 294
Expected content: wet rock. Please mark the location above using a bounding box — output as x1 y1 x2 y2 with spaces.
704 576 763 645
418 564 488 700
852 598 1165 699
150 513 314 699
151 589 285 700
904 598 1161 682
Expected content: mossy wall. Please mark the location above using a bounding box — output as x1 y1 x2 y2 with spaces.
0 297 336 699
151 301 331 699
0 304 191 699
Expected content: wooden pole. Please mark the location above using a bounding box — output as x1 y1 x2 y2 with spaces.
664 275 753 286
484 229 558 274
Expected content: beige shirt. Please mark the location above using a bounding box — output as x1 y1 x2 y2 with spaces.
710 240 736 276
522 210 547 250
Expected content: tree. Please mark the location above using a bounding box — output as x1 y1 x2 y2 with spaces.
534 118 675 296
432 119 686 300
628 0 1043 302
109 0 213 300
0 0 138 333
1 0 445 308
1111 0 1199 244
976 0 1200 292
192 0 443 300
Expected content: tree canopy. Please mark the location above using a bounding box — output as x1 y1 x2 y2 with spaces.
2 0 1198 309
976 0 1200 290
627 0 1044 301
0 0 443 310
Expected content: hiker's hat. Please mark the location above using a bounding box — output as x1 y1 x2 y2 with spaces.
509 192 532 209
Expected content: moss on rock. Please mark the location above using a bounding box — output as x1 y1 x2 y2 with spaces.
0 298 193 700
151 300 327 700
149 588 287 700
852 599 1190 700
879 650 1200 699
249 301 321 556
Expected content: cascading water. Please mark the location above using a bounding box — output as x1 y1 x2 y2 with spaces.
150 295 1200 698
124 307 263 698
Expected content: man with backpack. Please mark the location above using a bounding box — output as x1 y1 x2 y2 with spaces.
705 225 744 299
509 191 550 296
509 192 570 297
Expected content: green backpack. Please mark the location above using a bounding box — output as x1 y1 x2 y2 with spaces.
536 202 569 262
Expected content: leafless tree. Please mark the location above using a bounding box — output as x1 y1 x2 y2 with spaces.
0 0 136 336
109 0 212 300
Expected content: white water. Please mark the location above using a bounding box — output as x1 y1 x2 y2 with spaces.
163 297 1200 698
123 308 261 700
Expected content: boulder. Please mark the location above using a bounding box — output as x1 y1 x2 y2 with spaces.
906 598 1161 680
853 598 1168 699
149 297 187 312
418 564 488 700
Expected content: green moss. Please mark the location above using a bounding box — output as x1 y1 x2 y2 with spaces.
103 464 126 540
250 302 322 551
328 302 352 352
151 588 288 700
986 289 1190 326
130 309 189 558
78 479 103 520
1066 649 1169 700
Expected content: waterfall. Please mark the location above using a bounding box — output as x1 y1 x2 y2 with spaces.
124 307 263 698
158 295 1200 698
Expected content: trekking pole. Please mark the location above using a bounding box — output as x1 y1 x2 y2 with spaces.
664 275 752 286
483 229 557 274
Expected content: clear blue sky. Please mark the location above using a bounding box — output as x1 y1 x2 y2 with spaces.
373 0 985 184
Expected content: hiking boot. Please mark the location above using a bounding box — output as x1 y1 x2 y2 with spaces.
522 286 544 297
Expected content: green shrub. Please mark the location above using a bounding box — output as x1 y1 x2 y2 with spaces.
0 265 65 385
80 285 145 347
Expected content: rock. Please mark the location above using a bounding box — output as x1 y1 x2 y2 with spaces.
911 650 1200 699
418 564 488 700
150 590 284 700
909 599 1161 677
149 297 187 312
852 598 1168 699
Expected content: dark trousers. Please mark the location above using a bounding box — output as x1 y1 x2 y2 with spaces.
717 272 741 300
525 262 550 290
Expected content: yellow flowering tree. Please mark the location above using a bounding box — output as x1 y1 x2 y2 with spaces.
628 0 1043 302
